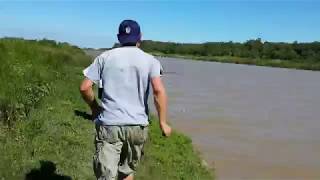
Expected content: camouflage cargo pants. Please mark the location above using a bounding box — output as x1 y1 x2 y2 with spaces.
93 125 148 180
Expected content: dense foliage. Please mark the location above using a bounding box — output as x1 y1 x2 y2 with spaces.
0 38 88 126
0 37 94 179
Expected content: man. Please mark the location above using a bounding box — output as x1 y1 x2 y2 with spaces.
80 20 172 180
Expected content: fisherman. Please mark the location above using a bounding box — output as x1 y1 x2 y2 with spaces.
80 20 172 180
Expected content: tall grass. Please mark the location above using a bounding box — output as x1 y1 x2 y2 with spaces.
0 38 88 126
0 38 93 179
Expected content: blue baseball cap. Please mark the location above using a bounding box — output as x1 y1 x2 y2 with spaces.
117 20 141 45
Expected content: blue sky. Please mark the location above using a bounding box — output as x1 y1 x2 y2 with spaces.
0 1 320 48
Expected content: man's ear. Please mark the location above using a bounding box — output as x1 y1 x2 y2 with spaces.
136 33 143 47
117 34 120 42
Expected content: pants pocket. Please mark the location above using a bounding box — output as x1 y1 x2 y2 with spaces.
97 125 120 144
131 126 148 145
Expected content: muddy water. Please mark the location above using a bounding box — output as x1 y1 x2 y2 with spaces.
154 57 320 179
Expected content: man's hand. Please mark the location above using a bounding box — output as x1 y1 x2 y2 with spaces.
160 122 172 137
80 78 101 121
151 76 171 137
91 105 102 121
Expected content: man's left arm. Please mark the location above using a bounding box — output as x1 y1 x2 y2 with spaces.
80 78 100 120
80 56 103 120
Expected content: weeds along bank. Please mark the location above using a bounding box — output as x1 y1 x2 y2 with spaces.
0 38 89 126
136 119 213 180
0 38 213 179
0 38 94 179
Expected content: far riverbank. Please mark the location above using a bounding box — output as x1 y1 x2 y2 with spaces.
150 51 320 71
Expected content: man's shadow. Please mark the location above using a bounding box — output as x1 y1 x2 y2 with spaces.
25 160 71 180
74 110 92 121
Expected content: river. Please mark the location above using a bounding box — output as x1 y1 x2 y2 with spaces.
154 57 320 179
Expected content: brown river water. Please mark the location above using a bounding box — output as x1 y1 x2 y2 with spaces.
152 57 320 179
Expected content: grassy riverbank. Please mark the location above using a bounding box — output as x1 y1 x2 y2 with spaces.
0 38 213 179
150 51 320 71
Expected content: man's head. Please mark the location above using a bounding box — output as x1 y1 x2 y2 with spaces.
117 20 141 46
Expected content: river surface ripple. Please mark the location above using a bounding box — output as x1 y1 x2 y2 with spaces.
152 57 320 179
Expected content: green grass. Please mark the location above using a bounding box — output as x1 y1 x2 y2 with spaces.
136 120 213 180
151 51 320 71
0 38 213 179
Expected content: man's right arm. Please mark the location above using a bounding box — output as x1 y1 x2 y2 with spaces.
151 76 172 137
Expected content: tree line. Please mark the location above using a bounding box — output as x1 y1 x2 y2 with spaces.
139 39 320 62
